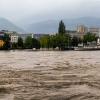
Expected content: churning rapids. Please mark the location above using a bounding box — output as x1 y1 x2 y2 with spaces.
0 50 100 100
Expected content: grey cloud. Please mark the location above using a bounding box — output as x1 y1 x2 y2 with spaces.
0 0 99 23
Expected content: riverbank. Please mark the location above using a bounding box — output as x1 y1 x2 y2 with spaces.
1 47 100 51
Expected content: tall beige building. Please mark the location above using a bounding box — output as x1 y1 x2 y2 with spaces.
77 25 88 34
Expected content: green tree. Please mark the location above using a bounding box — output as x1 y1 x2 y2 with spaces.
83 32 97 44
24 36 33 49
24 36 40 49
49 35 57 48
55 34 71 50
32 38 40 49
40 35 50 48
17 37 23 49
39 34 71 50
12 43 17 49
58 20 66 35
71 36 81 47
3 34 10 49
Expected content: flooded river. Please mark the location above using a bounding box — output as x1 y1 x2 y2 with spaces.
0 51 100 100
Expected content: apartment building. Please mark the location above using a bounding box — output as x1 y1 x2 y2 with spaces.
77 25 88 34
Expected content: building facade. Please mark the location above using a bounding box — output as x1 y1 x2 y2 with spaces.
10 34 19 43
88 27 100 37
77 25 88 34
0 30 19 43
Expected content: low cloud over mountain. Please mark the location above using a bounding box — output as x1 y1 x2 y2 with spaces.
0 18 24 32
24 17 100 33
0 17 100 34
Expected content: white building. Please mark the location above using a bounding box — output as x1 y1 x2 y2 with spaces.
0 30 19 43
10 34 19 43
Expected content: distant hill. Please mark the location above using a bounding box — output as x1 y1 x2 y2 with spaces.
64 17 100 29
0 18 24 32
25 17 100 33
26 20 59 33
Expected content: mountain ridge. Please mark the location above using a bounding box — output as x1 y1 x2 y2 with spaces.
0 17 25 32
24 17 100 33
0 17 100 34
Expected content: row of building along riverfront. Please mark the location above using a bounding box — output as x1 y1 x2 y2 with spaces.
0 25 100 48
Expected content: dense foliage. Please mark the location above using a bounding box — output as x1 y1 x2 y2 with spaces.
71 36 82 47
83 32 97 44
17 37 23 49
40 34 71 50
24 36 40 49
2 34 10 49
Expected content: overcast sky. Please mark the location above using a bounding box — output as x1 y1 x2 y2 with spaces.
0 0 100 23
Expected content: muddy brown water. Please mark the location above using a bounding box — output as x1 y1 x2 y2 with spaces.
0 50 100 100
